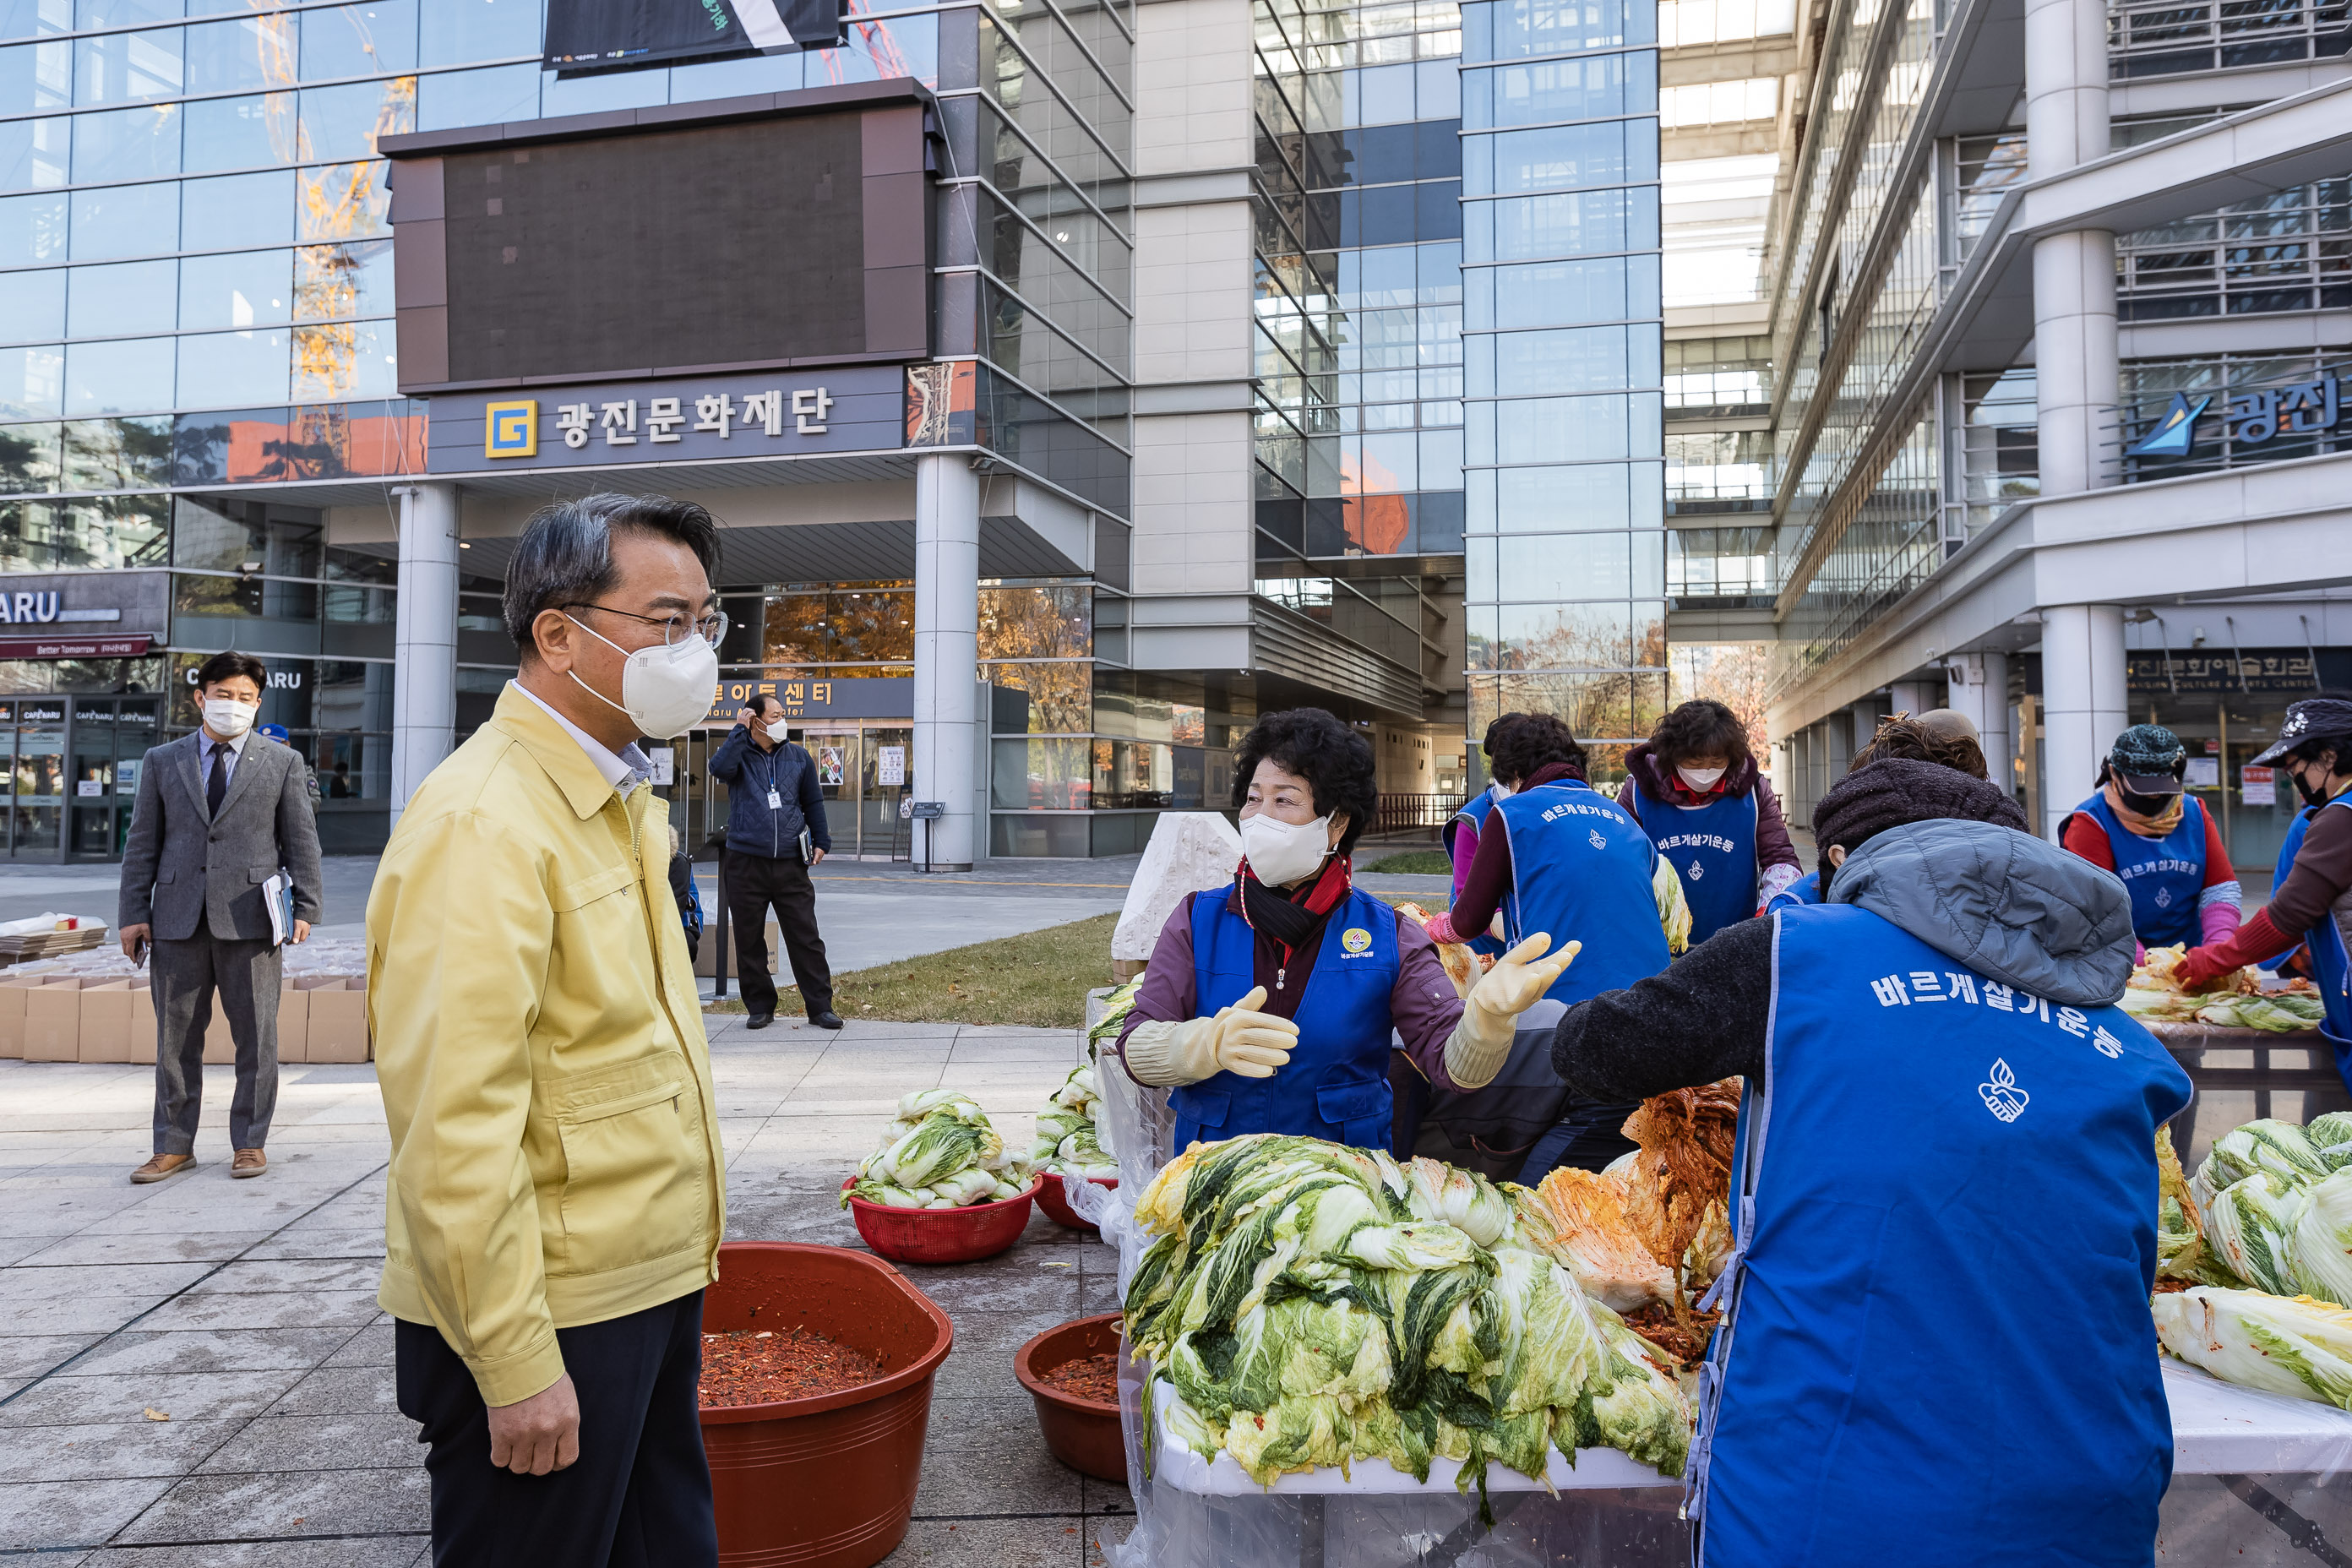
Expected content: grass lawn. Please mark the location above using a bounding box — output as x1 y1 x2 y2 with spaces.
724 912 1121 1028
1365 849 1451 875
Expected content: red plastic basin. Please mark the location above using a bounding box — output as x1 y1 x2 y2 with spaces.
700 1242 954 1568
1014 1312 1127 1484
1035 1171 1119 1231
840 1173 1043 1264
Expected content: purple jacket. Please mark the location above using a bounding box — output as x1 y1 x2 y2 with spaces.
1114 890 1472 1092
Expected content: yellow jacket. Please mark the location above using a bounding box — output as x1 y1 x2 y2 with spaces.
367 685 723 1405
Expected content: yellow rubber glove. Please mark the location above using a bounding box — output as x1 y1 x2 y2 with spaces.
1123 984 1300 1086
1443 934 1580 1090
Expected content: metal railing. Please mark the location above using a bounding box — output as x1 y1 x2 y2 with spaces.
2109 0 2351 79
1375 793 1458 839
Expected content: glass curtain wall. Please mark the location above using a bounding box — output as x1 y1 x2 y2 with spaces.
1458 0 1664 771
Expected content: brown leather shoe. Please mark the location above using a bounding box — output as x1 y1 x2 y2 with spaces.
230 1148 267 1179
130 1153 193 1184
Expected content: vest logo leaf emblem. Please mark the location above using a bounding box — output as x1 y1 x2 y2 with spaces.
1589 829 1608 850
2154 887 2173 908
1341 927 1372 955
1687 859 1704 879
1979 1059 2029 1123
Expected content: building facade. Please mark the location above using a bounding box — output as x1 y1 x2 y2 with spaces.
1718 0 2352 879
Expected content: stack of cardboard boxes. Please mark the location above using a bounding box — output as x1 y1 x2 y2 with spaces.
0 976 371 1065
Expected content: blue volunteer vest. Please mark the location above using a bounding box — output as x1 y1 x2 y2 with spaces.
1490 779 1670 1004
1629 787 1760 945
1171 885 1401 1152
1763 869 1821 915
1445 789 1507 959
1690 904 2193 1568
2075 791 2211 947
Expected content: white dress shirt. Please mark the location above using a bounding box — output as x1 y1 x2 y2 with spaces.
198 726 250 787
511 681 653 792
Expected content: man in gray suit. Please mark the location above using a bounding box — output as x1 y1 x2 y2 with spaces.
118 651 325 1184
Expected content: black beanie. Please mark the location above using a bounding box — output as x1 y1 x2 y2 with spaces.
1815 758 2029 885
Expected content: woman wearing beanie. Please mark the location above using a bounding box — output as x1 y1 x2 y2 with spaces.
1419 714 1689 1178
1111 707 1571 1153
1554 758 2191 1568
2060 723 2240 951
1615 699 1802 944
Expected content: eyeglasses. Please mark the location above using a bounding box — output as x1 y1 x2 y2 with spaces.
565 603 729 648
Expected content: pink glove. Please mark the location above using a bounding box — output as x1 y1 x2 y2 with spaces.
2201 901 2242 947
1423 912 1464 945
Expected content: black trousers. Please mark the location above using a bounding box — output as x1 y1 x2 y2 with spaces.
395 1292 717 1568
721 847 833 1019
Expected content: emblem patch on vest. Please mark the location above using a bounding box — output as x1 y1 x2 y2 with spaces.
1589 829 1608 850
1341 927 1372 955
2154 887 2173 908
1979 1059 2029 1123
1687 860 1703 879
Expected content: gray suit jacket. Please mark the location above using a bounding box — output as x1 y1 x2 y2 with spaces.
119 732 326 942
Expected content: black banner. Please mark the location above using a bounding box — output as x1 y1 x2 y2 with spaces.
543 0 841 74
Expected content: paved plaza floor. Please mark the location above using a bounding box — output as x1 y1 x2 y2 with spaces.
0 1015 1134 1567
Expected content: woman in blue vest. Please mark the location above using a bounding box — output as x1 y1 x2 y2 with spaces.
1767 708 1997 913
1440 715 1521 961
1554 759 2192 1567
1112 708 1571 1152
2060 724 2241 952
2176 695 2352 1080
1617 700 1802 943
1420 714 1689 1177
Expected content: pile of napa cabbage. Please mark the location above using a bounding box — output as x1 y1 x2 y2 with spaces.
1029 1064 1119 1180
1125 1134 1690 1498
842 1090 1031 1209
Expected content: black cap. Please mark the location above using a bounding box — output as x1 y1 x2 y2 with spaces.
2252 699 2352 767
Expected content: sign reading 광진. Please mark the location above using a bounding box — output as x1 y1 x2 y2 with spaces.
426 368 906 474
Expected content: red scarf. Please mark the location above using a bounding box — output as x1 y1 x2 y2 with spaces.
1235 854 1354 961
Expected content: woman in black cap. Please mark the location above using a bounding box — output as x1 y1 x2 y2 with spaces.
2175 694 2352 1069
2058 723 2240 952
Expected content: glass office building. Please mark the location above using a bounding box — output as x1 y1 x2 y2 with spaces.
0 0 1173 858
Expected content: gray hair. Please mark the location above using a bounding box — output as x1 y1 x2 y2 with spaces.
502 493 722 659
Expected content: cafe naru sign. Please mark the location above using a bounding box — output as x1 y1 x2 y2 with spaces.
700 677 914 726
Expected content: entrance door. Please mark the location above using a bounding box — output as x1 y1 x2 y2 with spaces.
13 701 63 858
860 727 911 862
805 731 859 857
67 701 117 860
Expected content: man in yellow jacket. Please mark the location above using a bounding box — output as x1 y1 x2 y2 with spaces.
369 493 727 1565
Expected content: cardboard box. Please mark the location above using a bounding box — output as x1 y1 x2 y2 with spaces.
127 977 155 1065
0 973 46 1059
302 976 369 1064
692 917 783 979
278 982 310 1065
24 978 84 1062
202 1003 234 1064
78 979 135 1064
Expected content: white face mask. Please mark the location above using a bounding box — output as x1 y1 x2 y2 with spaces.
203 697 258 738
1490 779 1515 798
766 721 792 743
564 615 720 740
1241 809 1334 886
1678 765 1727 792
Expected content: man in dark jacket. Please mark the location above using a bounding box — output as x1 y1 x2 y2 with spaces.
708 694 840 1030
1553 759 2191 1568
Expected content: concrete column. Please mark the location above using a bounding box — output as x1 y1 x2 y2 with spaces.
1950 651 2012 793
1889 679 1940 719
1848 699 1884 765
2028 0 2115 498
390 482 459 830
913 453 982 871
2039 603 2128 840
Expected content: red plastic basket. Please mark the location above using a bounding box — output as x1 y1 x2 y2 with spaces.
1035 1170 1119 1231
839 1174 1042 1264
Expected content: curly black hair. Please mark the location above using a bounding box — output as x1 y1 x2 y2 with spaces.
1647 699 1751 770
1231 708 1380 852
1485 713 1585 787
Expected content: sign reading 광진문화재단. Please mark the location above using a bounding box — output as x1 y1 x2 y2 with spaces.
427 368 906 474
